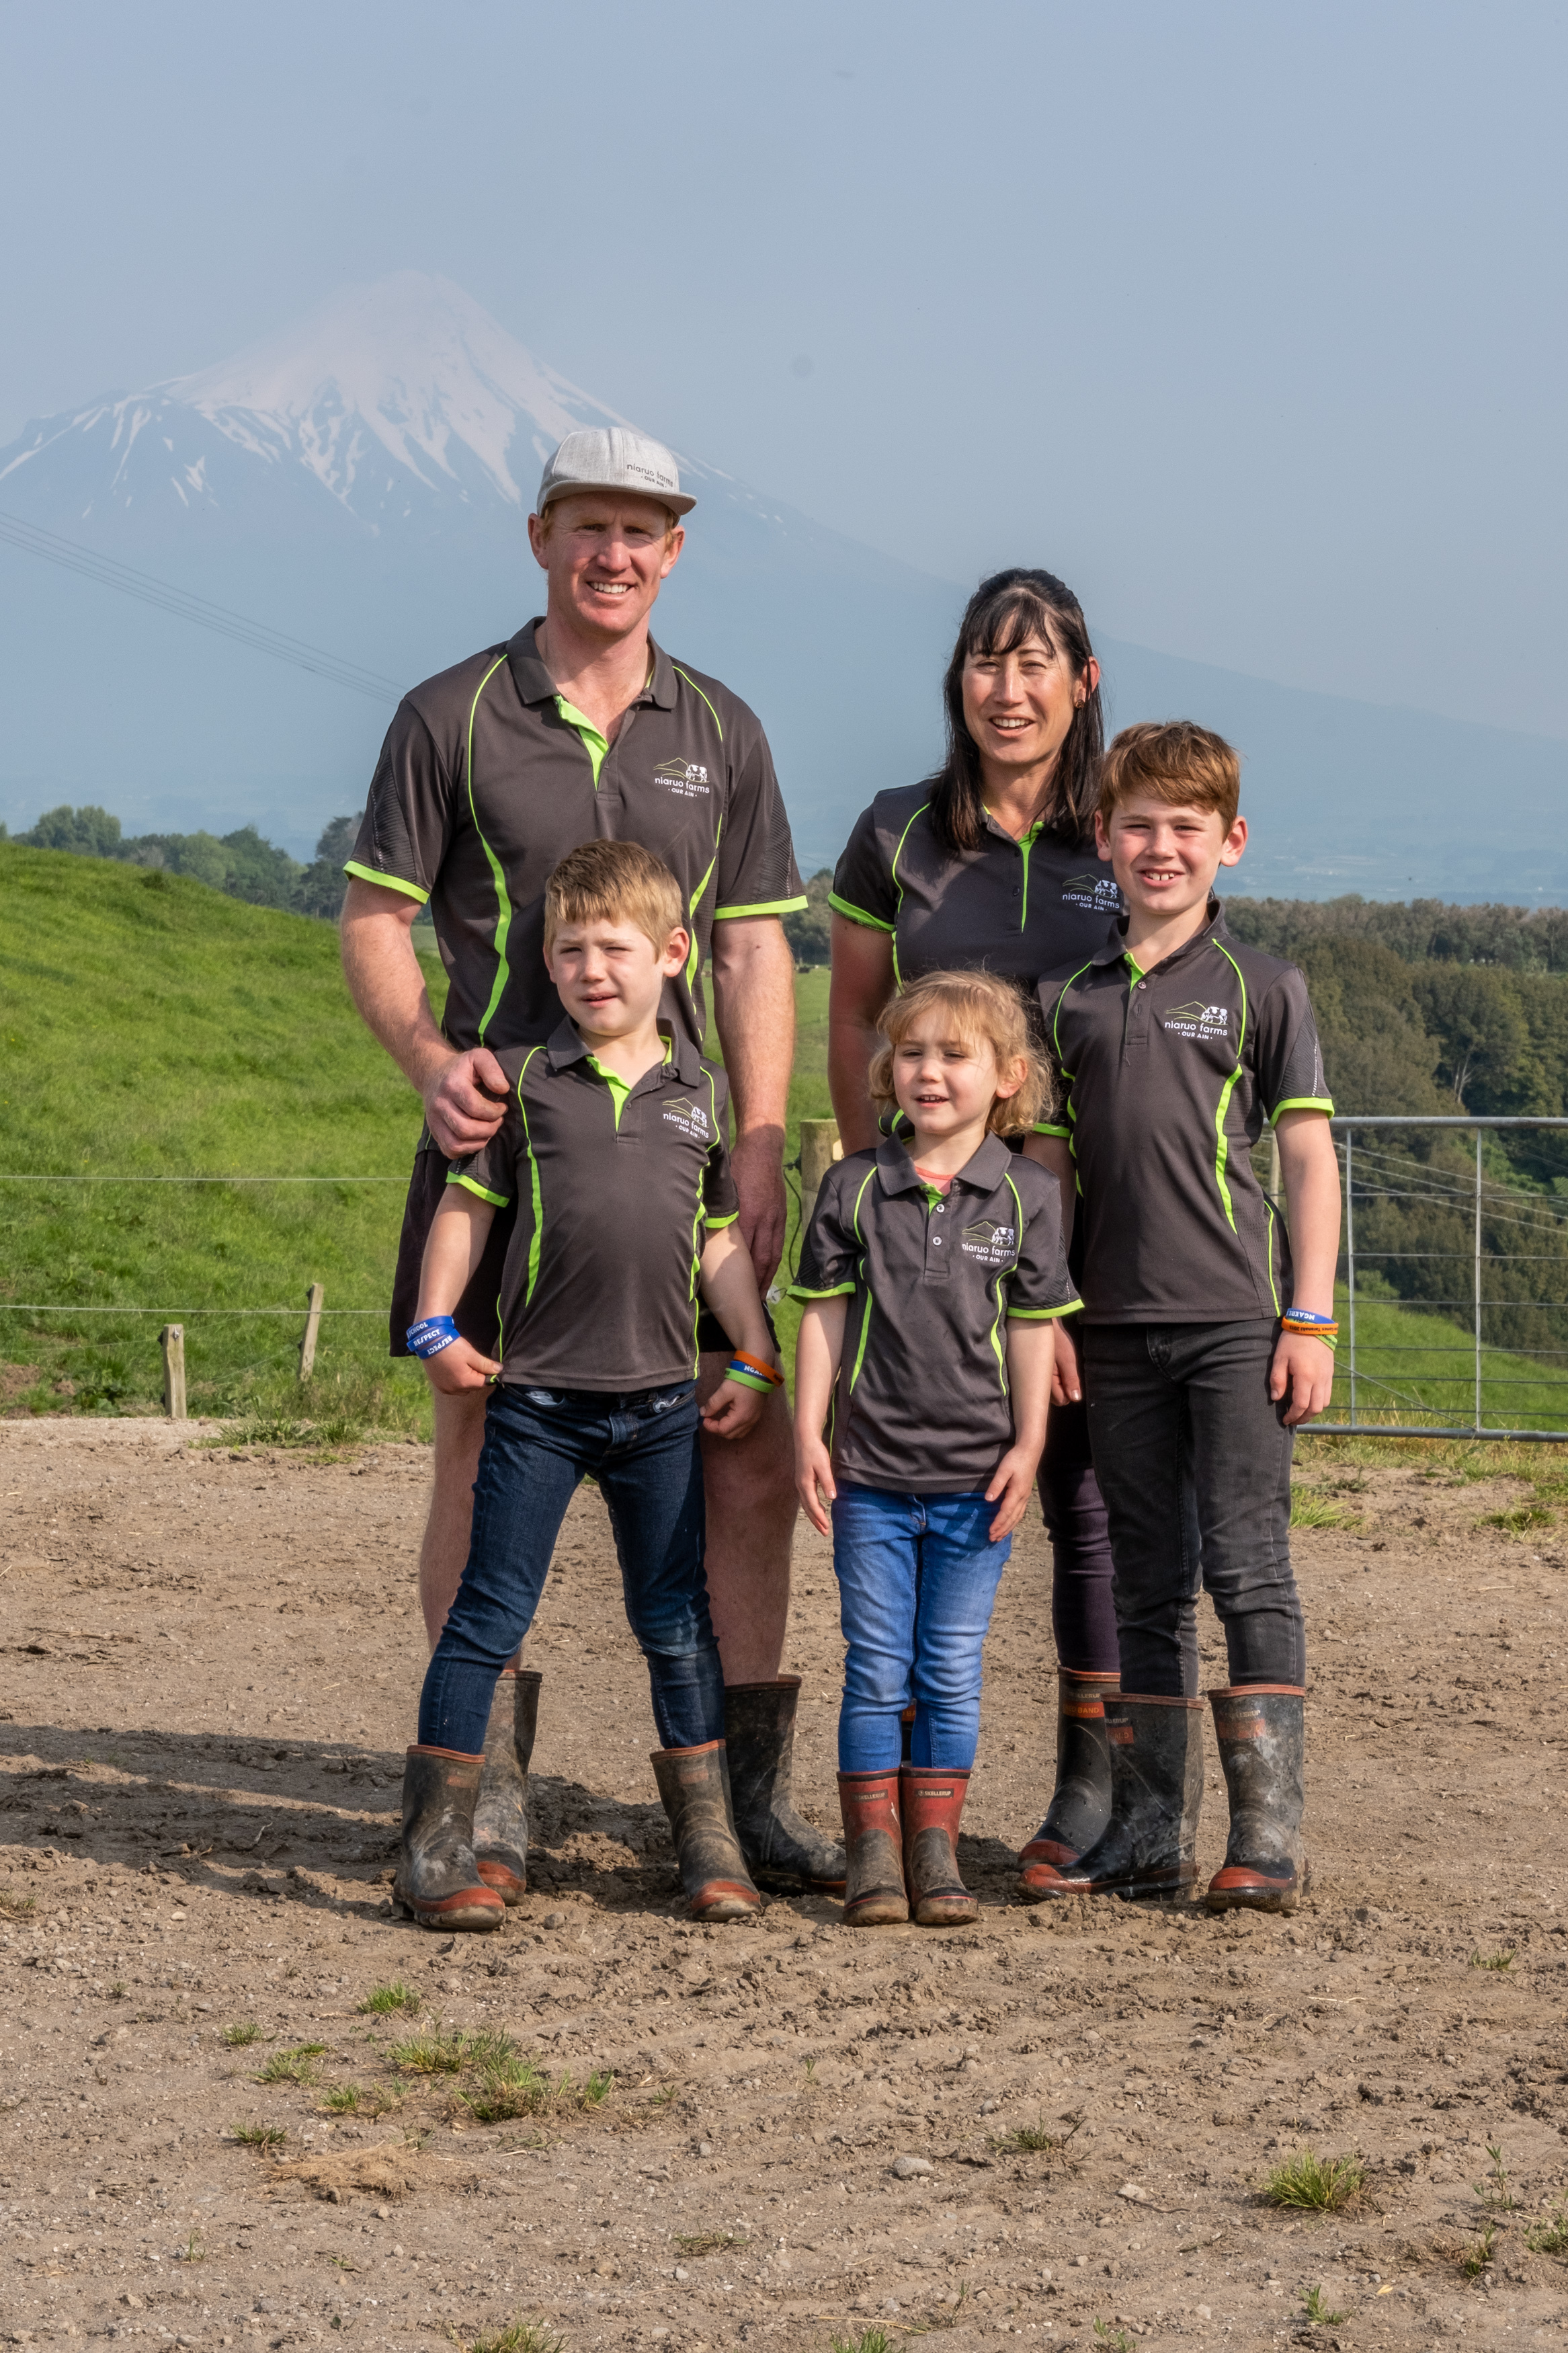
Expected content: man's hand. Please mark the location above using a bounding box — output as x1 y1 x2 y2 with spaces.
1050 1317 1083 1406
424 1047 511 1158
701 1376 767 1442
425 1337 501 1395
729 1127 788 1291
985 1444 1042 1542
1269 1332 1335 1427
794 1429 837 1536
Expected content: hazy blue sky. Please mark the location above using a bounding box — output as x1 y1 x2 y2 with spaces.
4 0 1564 740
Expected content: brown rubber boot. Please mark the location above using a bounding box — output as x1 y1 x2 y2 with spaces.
472 1668 542 1904
837 1769 909 1926
901 1765 979 1927
1018 1669 1120 1899
651 1740 764 1921
1205 1685 1307 1915
393 1746 505 1932
724 1677 846 1892
1036 1695 1205 1902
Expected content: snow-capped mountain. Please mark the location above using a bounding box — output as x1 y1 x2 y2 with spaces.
1 274 1564 896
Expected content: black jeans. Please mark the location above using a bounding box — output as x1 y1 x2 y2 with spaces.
1081 1321 1305 1698
1036 1398 1119 1675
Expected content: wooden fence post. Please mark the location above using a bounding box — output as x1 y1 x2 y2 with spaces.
298 1283 325 1383
159 1324 186 1422
799 1118 842 1234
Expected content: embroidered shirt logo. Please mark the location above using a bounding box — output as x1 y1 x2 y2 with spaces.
1163 999 1231 1041
1060 869 1121 913
960 1216 1017 1266
661 1096 711 1140
653 758 711 798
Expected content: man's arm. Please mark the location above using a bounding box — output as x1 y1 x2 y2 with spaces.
340 878 509 1156
710 914 796 1291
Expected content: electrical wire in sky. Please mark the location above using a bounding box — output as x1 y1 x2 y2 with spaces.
0 508 403 704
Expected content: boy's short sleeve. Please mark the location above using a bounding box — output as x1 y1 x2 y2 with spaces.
1004 1168 1081 1320
1256 967 1335 1123
711 711 807 920
702 1068 741 1226
447 1106 522 1208
345 702 458 904
790 1165 860 1299
829 802 897 932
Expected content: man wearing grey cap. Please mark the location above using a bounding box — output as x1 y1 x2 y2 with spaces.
341 427 844 1901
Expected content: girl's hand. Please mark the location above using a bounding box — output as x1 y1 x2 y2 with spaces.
701 1376 766 1441
424 1337 500 1394
1269 1331 1335 1427
795 1432 837 1536
1050 1317 1082 1406
984 1443 1040 1541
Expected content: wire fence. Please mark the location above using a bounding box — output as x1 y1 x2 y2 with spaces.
1298 1117 1568 1443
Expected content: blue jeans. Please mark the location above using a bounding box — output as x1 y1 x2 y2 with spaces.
417 1381 724 1757
831 1485 1013 1773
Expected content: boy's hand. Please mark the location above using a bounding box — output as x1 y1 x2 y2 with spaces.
985 1444 1041 1542
701 1376 766 1442
794 1431 837 1536
1050 1317 1082 1406
1270 1331 1335 1427
423 1337 501 1394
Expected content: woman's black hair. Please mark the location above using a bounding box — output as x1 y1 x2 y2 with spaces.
927 567 1104 856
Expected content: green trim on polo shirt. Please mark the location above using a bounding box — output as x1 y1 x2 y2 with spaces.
705 1211 740 1230
827 891 896 932
1007 1300 1084 1319
1124 950 1147 985
1016 818 1044 932
343 861 429 904
513 1045 548 1313
713 895 810 918
448 1173 511 1207
1032 1122 1073 1138
790 1281 857 1299
468 653 516 1045
1212 943 1249 1233
554 695 611 787
1270 1096 1335 1123
888 800 933 986
586 1037 674 1133
847 1164 879 1390
672 665 725 739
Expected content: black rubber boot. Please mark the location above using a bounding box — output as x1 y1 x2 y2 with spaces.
651 1740 764 1921
901 1765 979 1927
837 1769 909 1926
1017 1669 1120 1899
393 1746 505 1931
724 1677 846 1892
1205 1685 1307 1915
472 1668 542 1905
1035 1695 1205 1901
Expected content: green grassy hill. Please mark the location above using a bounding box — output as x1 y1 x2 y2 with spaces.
0 846 837 1429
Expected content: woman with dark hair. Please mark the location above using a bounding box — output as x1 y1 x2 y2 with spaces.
826 567 1121 1897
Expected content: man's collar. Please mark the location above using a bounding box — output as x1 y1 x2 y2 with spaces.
507 619 672 711
546 1017 699 1084
875 1130 1013 1195
1091 895 1227 971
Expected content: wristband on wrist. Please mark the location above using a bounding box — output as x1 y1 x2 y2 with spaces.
731 1349 784 1388
406 1315 460 1359
1284 1306 1336 1326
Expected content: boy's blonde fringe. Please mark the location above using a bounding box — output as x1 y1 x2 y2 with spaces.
867 969 1056 1138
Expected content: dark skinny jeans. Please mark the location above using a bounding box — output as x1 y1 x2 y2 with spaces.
1081 1320 1305 1698
417 1380 724 1757
1036 1397 1120 1675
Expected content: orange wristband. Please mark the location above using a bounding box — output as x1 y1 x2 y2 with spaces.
732 1348 784 1388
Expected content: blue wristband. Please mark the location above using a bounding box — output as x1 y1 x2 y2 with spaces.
406 1315 460 1359
1284 1306 1335 1326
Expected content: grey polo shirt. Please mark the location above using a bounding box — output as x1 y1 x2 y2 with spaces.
790 1133 1080 1494
347 622 805 1055
449 1021 739 1390
1036 903 1334 1325
830 782 1122 995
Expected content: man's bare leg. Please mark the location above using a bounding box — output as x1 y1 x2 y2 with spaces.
419 1385 491 1652
696 1351 795 1680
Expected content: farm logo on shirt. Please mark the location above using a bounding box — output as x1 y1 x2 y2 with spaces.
1060 870 1122 914
960 1216 1017 1267
1163 1000 1231 1041
661 1096 712 1141
653 758 712 799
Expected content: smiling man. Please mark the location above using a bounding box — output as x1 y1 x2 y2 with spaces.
339 426 843 1899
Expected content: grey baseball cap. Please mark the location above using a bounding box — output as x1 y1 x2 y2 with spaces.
536 427 695 518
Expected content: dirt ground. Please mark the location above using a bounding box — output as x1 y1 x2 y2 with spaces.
0 1420 1565 2353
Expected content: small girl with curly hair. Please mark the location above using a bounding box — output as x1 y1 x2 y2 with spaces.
790 969 1081 1927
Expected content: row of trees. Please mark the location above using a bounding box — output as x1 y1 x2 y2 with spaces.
3 803 359 920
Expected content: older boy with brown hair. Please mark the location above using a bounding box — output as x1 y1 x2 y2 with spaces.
1026 721 1339 1913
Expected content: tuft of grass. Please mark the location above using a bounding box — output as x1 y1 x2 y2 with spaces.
179 2230 206 2263
1470 1947 1516 1971
0 1890 37 1920
673 2231 750 2258
358 1981 421 2016
904 2283 970 2336
1093 2327 1134 2353
1526 2210 1568 2256
460 2053 552 2125
1262 2148 1366 2212
1475 2141 1520 2212
253 2043 327 2086
995 2108 1083 2163
1290 1485 1358 1530
230 2122 288 2152
1461 2222 1497 2279
1482 1503 1556 1534
109 1980 127 1999
831 2331 893 2353
1301 2284 1349 2325
222 2020 263 2046
389 2026 470 2075
321 2081 401 2118
463 2324 565 2353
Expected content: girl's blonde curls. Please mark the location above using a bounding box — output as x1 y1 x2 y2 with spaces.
866 969 1055 1138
